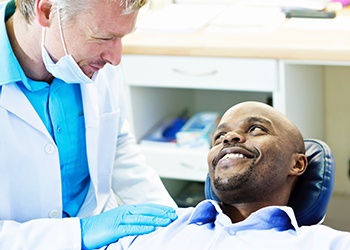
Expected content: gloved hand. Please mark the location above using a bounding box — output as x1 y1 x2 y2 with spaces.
80 203 178 249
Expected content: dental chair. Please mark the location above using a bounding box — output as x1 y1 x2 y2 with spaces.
205 139 335 227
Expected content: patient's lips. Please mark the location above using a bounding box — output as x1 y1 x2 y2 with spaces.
214 146 256 169
218 146 255 160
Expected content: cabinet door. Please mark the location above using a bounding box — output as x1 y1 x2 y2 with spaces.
122 55 278 91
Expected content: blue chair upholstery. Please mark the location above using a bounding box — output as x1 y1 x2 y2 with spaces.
204 139 335 226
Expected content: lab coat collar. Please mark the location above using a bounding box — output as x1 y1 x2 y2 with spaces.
78 82 100 215
0 83 54 140
80 82 100 173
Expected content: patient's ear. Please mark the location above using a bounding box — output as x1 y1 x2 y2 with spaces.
290 153 308 176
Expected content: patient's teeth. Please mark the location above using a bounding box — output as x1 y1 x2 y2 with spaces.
224 153 245 159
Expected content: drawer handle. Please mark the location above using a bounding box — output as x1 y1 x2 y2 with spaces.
173 68 218 76
180 162 195 169
180 162 207 172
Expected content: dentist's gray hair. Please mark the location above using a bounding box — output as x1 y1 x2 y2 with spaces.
16 0 148 24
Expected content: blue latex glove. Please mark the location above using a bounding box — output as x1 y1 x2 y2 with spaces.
80 203 177 249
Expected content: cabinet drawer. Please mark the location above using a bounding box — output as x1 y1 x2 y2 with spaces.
122 55 277 92
140 145 208 182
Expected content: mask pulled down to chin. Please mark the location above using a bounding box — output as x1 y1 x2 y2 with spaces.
41 44 94 84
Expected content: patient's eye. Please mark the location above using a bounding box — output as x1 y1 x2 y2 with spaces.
212 132 226 145
248 125 268 135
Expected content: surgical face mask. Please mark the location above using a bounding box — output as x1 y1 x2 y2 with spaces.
41 9 94 84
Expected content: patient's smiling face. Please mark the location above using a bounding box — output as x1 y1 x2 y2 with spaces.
207 101 300 204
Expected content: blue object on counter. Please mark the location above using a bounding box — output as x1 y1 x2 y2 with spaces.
162 117 187 141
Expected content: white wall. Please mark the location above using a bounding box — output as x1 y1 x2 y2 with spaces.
322 66 350 231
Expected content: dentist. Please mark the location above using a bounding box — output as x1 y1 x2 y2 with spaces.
0 0 177 249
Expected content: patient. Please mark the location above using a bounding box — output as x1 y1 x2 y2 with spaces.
107 101 350 249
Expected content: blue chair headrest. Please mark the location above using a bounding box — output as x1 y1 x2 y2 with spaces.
204 139 335 226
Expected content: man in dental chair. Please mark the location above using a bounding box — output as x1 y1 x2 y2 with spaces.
107 101 350 250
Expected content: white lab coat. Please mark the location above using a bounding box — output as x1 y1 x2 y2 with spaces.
0 61 176 249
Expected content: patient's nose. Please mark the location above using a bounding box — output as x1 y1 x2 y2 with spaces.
223 131 245 144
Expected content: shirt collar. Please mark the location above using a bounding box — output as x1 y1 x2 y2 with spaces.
188 200 222 225
0 2 47 91
188 200 300 234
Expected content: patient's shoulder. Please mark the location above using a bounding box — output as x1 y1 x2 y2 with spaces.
177 207 195 218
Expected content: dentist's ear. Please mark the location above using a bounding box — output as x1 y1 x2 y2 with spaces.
35 0 53 27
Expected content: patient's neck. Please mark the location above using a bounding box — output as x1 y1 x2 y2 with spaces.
220 202 275 223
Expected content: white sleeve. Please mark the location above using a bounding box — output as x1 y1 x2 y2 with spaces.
0 217 81 249
111 120 177 208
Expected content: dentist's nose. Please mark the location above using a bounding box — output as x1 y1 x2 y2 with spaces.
102 39 123 66
223 131 246 144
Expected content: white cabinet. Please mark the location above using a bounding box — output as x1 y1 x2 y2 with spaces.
122 55 277 91
121 55 325 184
